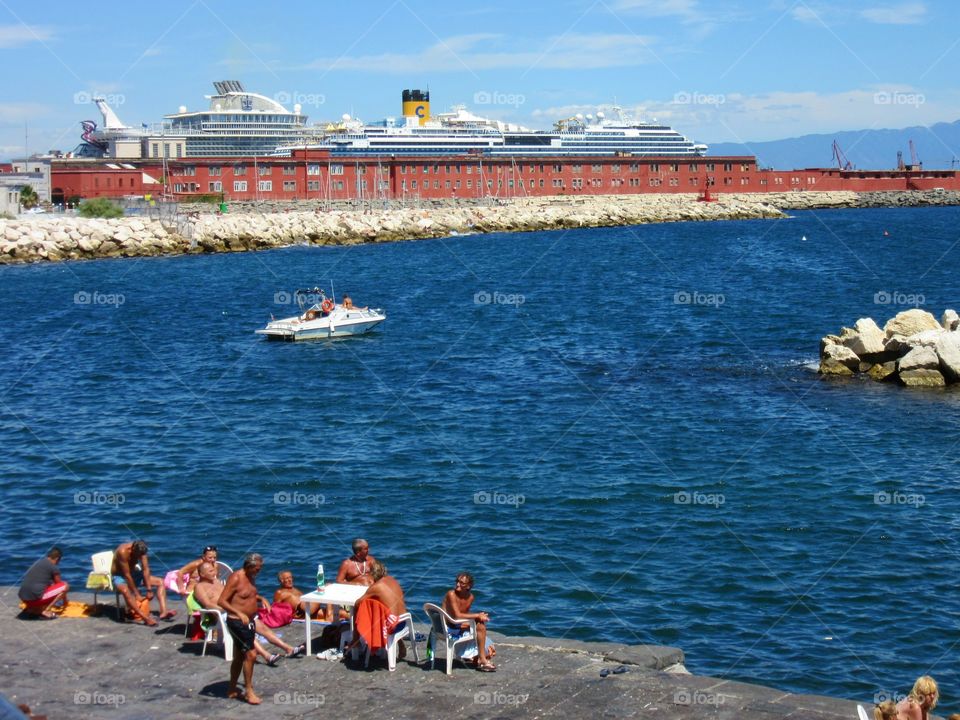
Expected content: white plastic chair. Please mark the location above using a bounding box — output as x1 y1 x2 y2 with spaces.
199 609 234 662
85 550 126 622
215 561 233 584
356 612 420 671
857 705 871 720
423 603 479 675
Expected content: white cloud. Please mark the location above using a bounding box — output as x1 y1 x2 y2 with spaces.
611 0 702 21
860 2 927 24
304 33 660 73
790 5 822 23
0 24 54 48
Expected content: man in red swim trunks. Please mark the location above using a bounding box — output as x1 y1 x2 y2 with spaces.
19 547 69 619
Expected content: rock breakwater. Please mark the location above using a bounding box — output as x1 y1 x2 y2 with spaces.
2 188 957 265
819 308 960 387
1 194 783 265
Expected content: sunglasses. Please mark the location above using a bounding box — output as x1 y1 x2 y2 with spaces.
203 546 218 553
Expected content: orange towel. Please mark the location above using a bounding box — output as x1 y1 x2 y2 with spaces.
353 598 399 654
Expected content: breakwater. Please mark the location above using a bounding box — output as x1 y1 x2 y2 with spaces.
1 189 957 265
819 308 960 387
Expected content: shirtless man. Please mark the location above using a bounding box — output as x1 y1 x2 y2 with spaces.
359 561 406 616
194 562 303 666
346 561 408 658
274 570 316 618
336 538 376 586
341 294 367 311
442 572 496 672
112 540 174 625
218 553 264 705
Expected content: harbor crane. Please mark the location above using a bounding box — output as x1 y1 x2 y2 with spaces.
832 140 853 170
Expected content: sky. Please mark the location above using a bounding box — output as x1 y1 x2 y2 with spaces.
1 0 959 160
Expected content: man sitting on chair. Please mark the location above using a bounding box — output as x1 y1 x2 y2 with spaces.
442 572 496 672
273 570 317 618
112 540 175 625
18 547 69 619
346 561 408 659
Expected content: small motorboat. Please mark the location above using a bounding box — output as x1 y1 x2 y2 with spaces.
256 288 386 341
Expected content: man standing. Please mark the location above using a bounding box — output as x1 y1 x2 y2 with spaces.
218 553 264 705
19 547 69 619
112 540 175 625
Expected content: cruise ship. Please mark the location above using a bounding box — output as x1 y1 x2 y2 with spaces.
76 81 312 159
280 89 708 158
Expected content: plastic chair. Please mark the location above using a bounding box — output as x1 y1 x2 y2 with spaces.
423 603 479 675
349 612 420 671
199 609 234 662
215 561 233 584
857 706 871 720
85 550 126 622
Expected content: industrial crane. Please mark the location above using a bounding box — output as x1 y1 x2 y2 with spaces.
831 140 853 170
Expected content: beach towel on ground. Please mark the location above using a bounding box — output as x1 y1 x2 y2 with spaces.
354 598 400 654
258 601 294 628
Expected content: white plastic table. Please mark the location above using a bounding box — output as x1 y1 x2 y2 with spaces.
299 583 367 655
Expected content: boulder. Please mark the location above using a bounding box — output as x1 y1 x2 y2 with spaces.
935 332 960 383
819 344 860 375
942 309 960 331
867 361 898 381
884 309 941 338
898 346 940 372
900 368 946 387
819 334 842 356
840 318 887 358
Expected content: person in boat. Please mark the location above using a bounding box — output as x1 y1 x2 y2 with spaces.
341 294 367 311
18 547 69 619
192 561 304 667
442 571 496 672
336 538 377 587
173 545 219 596
896 676 938 720
112 540 175 625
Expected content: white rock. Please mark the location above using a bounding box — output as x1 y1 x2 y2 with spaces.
819 344 860 375
935 332 960 383
840 318 886 357
884 309 941 338
942 309 959 331
898 346 940 372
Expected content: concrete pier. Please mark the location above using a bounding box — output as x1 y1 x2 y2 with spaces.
1 587 876 720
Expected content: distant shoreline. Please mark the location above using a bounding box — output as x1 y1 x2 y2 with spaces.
1 190 958 266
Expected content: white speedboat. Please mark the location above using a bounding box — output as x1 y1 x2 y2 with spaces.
256 288 385 341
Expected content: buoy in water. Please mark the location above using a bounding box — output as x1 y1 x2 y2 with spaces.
801 235 807 241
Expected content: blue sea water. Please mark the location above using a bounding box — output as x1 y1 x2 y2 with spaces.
2 206 960 708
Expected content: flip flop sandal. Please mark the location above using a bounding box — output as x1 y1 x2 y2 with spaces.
288 643 306 658
478 662 497 672
266 654 281 667
613 665 630 674
600 669 611 678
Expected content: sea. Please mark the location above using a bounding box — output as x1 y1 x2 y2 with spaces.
2 206 959 710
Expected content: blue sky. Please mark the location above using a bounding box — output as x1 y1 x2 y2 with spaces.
1 0 958 160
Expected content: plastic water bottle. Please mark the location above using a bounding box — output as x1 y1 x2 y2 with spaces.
316 563 325 591
426 633 433 661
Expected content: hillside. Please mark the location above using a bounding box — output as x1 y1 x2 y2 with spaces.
707 119 960 171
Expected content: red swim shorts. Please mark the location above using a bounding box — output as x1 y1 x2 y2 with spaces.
23 581 68 608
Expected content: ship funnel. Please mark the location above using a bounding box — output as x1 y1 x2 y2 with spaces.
402 89 430 126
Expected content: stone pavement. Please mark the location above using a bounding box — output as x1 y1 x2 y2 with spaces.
0 588 877 720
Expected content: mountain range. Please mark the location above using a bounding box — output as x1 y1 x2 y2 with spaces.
707 119 960 171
